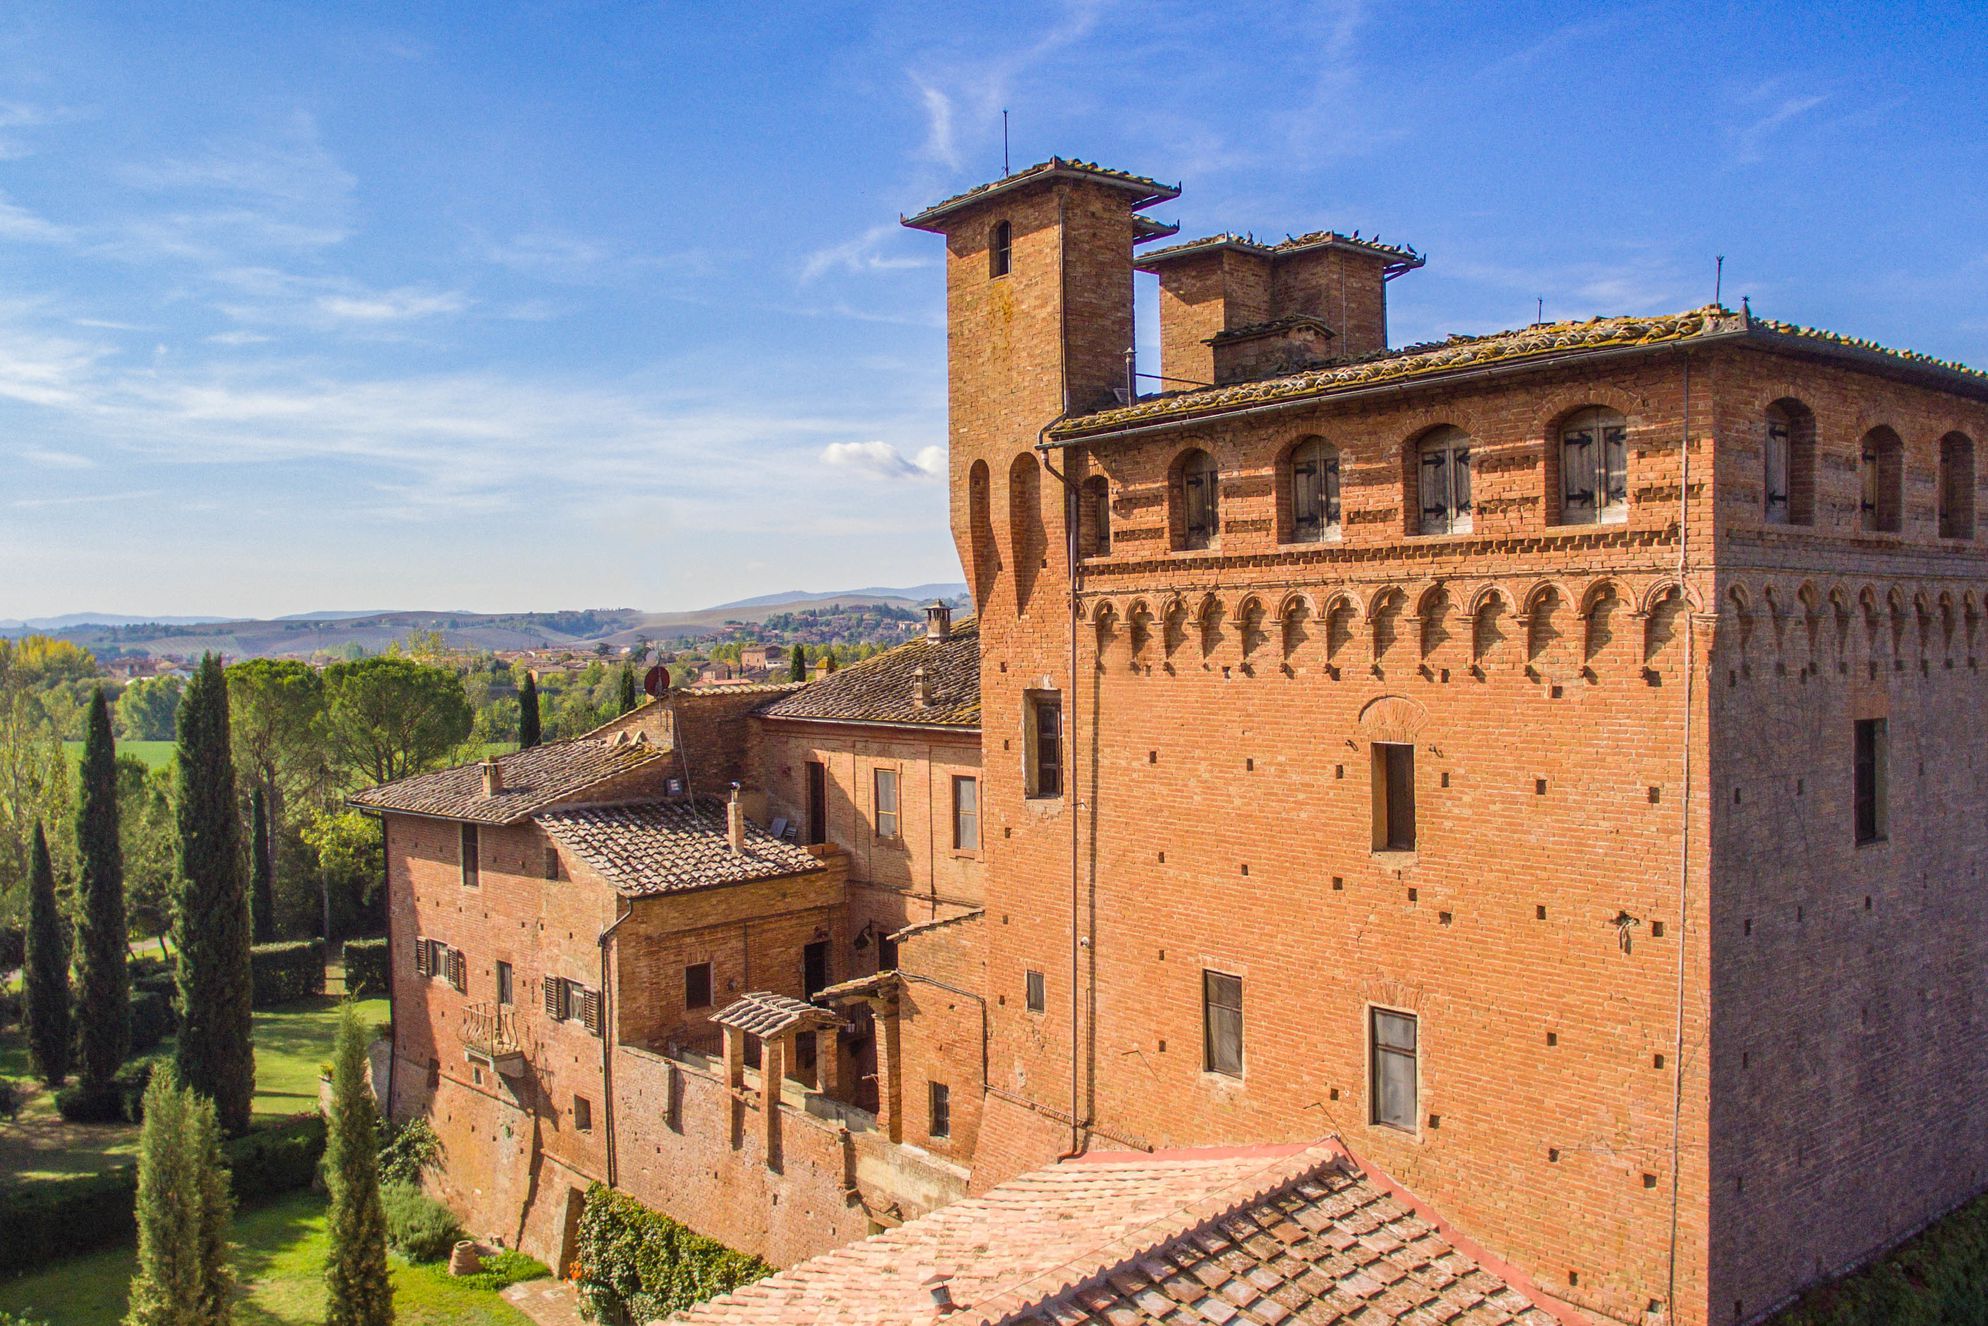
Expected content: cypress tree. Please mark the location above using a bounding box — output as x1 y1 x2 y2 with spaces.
325 1003 393 1326
616 661 638 714
249 787 275 943
174 654 255 1135
518 674 541 750
23 821 70 1087
789 644 806 682
75 686 130 1089
126 1065 235 1326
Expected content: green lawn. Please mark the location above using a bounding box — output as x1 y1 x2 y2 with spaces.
0 1190 536 1326
0 992 388 1182
62 739 176 771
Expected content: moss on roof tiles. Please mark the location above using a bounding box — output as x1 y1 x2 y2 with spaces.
1137 228 1424 271
757 620 980 729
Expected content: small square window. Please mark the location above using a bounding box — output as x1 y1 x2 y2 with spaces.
928 1081 951 1139
684 961 713 1010
574 1095 593 1133
1025 969 1045 1014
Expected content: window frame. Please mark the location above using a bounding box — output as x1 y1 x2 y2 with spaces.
952 775 980 852
988 219 1012 279
1025 968 1045 1014
873 766 900 840
1286 437 1342 544
684 961 714 1011
1371 742 1417 853
1177 449 1221 551
1414 426 1473 536
459 823 480 888
1860 428 1904 534
1025 692 1063 799
1939 432 1976 540
1854 718 1888 845
574 1095 593 1133
1202 969 1244 1079
543 845 561 881
928 1081 952 1139
495 960 513 1007
1369 1006 1420 1133
1764 409 1792 524
1556 406 1629 527
1082 474 1111 557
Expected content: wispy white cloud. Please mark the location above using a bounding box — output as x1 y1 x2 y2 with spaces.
820 439 945 479
1731 83 1829 164
14 488 160 510
0 194 72 243
800 224 930 283
315 287 469 323
912 77 959 169
18 447 96 469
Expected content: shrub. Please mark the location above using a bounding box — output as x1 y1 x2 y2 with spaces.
343 937 389 998
129 988 175 1055
53 1054 167 1123
250 939 326 1007
0 987 18 1030
457 1248 552 1293
575 1183 770 1323
0 1113 326 1276
0 924 22 971
0 1310 52 1326
382 1182 462 1262
378 1115 440 1188
0 1078 22 1122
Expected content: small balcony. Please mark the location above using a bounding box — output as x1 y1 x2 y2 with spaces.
461 1001 524 1076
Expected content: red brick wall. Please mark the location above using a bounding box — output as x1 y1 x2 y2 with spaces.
892 913 988 1166
1269 248 1390 358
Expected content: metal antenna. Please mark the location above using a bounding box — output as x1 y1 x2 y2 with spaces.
1003 109 1010 176
1714 255 1725 307
1536 297 1543 325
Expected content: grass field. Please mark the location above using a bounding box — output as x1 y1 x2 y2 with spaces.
61 739 176 771
0 983 386 1182
0 1190 535 1326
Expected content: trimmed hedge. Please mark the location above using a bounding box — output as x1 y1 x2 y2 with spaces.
251 939 326 1007
129 988 175 1055
0 1113 326 1276
54 1055 163 1124
342 937 389 999
575 1183 769 1323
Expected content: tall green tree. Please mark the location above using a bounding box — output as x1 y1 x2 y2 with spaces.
788 645 806 682
324 1002 393 1326
125 1065 235 1326
118 758 179 955
320 656 474 789
75 687 130 1089
0 639 72 931
174 655 255 1135
517 673 541 750
249 787 275 943
225 658 323 840
616 661 638 714
23 821 69 1086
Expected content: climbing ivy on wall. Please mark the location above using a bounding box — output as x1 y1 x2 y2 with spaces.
574 1184 771 1323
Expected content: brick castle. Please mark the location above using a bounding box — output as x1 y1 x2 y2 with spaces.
356 158 1988 1326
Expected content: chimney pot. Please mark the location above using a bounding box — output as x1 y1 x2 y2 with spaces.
911 664 933 709
727 784 746 854
482 758 503 798
924 600 953 642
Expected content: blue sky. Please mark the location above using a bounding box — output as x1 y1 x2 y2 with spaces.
2 1 1984 619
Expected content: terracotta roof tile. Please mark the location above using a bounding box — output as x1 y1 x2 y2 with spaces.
535 799 822 896
668 1142 1557 1326
903 159 1179 231
349 734 666 825
712 991 842 1038
758 621 980 729
1136 230 1423 272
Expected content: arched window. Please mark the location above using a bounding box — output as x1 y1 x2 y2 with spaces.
1414 426 1472 536
1763 399 1816 526
1939 432 1975 540
1176 448 1220 551
1285 437 1341 543
1860 427 1903 533
1081 474 1111 557
989 220 1012 278
1556 407 1628 525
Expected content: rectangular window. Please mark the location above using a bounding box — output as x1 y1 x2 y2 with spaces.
684 961 713 1010
953 776 980 851
1203 970 1243 1078
1370 1008 1418 1131
1027 693 1063 798
873 768 900 839
460 823 480 888
1372 743 1417 851
543 846 561 880
803 941 829 998
1025 969 1045 1014
1855 718 1888 844
495 961 513 1007
805 761 828 845
1764 418 1791 522
574 1095 593 1133
928 1082 951 1139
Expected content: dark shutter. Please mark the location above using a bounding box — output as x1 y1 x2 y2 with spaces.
580 987 602 1036
448 949 467 993
414 937 432 976
544 976 564 1020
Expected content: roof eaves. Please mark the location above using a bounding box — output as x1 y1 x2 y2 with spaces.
902 158 1181 232
1136 229 1424 273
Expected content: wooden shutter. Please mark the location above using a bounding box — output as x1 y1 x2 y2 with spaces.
580 987 603 1036
544 976 565 1020
414 937 432 976
448 948 467 993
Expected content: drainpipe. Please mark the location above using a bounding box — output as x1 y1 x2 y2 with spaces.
1665 349 1695 1320
598 896 635 1188
1040 429 1084 1158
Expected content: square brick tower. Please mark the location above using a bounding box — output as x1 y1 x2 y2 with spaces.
907 161 1988 1326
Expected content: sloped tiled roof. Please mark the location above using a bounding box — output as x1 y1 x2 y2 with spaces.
1047 304 1988 439
349 734 666 825
671 1141 1559 1326
903 159 1180 232
757 622 980 729
535 799 823 896
712 991 842 1038
1137 229 1424 272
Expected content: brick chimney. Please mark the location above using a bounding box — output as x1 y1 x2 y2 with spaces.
910 664 933 709
924 600 953 641
727 784 746 854
481 757 503 798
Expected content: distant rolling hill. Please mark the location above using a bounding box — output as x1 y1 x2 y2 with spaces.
24 584 971 661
